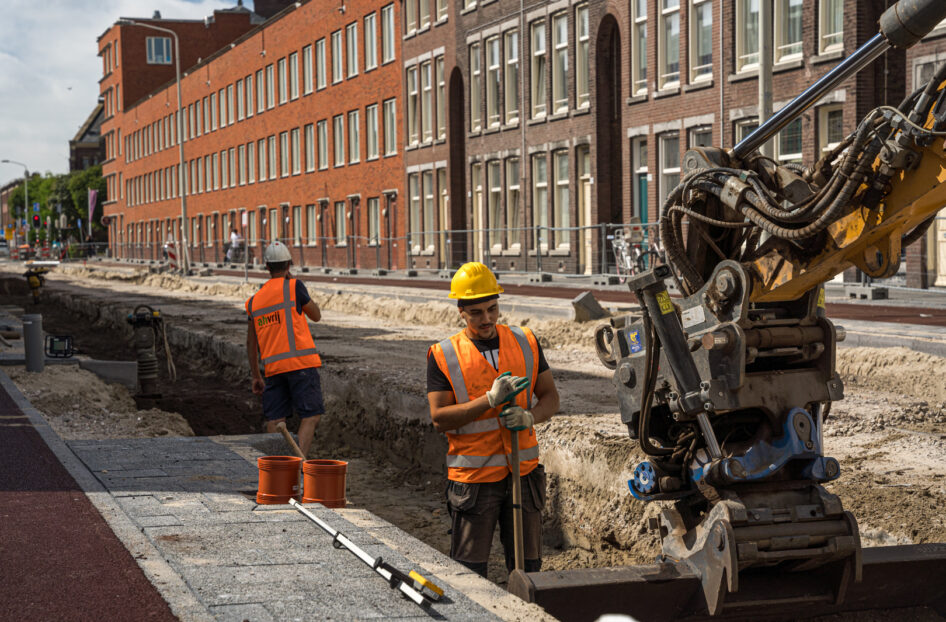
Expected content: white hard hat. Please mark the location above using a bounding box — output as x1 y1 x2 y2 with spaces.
264 240 292 263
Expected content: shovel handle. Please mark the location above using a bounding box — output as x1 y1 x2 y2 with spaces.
510 432 525 572
276 422 306 459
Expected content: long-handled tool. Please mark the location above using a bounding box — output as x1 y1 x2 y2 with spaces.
275 421 306 459
289 498 444 606
494 371 531 573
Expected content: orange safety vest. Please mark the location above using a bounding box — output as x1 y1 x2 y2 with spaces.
428 325 540 483
246 277 322 377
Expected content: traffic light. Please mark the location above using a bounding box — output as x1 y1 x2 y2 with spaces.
32 214 40 228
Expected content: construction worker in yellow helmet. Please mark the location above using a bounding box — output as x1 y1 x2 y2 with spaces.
426 262 559 578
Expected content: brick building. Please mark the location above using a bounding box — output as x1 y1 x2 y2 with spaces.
69 104 106 172
98 0 405 271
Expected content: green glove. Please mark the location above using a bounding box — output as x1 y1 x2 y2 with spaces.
500 405 534 431
486 371 529 408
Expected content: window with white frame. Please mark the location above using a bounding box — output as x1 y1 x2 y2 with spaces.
533 154 548 249
659 133 680 209
316 39 327 89
256 69 265 113
632 137 648 221
304 123 315 172
819 105 844 152
382 4 395 64
212 153 219 190
659 0 680 89
245 74 254 117
293 205 302 245
238 144 246 184
268 135 277 180
146 37 171 64
258 138 267 181
552 13 568 113
690 0 713 81
335 201 347 245
280 132 290 177
220 151 228 188
437 0 448 21
406 0 417 35
332 31 343 83
366 103 379 159
531 22 547 118
289 52 299 99
247 141 255 182
506 158 520 248
291 128 301 174
278 58 288 104
776 117 802 162
421 61 433 141
553 150 569 247
367 197 380 245
436 56 446 140
420 0 431 30
303 45 313 94
736 118 759 143
407 65 419 145
470 43 482 131
334 115 345 166
383 98 397 155
486 37 501 127
348 110 360 163
423 170 435 249
307 204 317 245
408 173 421 250
819 0 843 54
210 92 218 130
505 31 520 123
229 148 236 187
632 0 647 95
576 5 590 108
736 0 760 72
365 13 377 71
317 120 328 170
689 126 712 147
487 160 503 248
266 64 275 108
464 0 476 10
775 0 803 63
236 79 245 120
346 23 358 77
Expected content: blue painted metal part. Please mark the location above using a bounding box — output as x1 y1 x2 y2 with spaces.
633 461 657 494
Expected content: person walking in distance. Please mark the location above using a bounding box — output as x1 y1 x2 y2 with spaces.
427 262 560 578
246 241 325 455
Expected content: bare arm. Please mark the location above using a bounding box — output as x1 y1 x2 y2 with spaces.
247 318 264 394
302 299 321 323
427 390 493 433
529 369 559 425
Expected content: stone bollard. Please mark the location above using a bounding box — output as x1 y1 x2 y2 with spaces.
572 291 608 322
22 314 44 373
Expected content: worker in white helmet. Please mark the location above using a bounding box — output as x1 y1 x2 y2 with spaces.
245 240 325 455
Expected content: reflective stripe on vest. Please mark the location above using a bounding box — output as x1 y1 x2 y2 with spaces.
254 279 319 366
445 444 539 469
509 326 534 406
438 336 470 405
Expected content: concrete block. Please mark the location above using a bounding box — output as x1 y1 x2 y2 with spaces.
844 284 888 300
406 270 418 277
372 269 388 276
571 291 609 322
593 275 621 286
528 273 552 283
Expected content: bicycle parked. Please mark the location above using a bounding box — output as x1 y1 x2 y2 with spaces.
609 226 659 283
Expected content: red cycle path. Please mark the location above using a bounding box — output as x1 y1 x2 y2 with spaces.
0 386 178 622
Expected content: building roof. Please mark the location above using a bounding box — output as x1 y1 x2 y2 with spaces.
71 104 104 146
218 0 266 25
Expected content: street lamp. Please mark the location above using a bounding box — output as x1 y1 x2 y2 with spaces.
117 18 190 273
1 158 29 247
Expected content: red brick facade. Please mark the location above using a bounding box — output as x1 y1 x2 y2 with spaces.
99 1 404 271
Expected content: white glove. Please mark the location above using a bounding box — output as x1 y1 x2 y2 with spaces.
500 406 534 431
486 372 528 408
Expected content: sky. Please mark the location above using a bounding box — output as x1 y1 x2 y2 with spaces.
0 0 253 187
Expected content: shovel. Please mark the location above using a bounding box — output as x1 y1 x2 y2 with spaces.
495 372 530 572
276 421 306 460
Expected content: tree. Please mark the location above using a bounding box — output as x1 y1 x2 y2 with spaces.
67 164 107 239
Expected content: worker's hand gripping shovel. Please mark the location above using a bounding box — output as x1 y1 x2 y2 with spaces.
492 371 530 573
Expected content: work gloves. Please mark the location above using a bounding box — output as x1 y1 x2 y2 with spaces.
486 371 529 408
500 405 534 431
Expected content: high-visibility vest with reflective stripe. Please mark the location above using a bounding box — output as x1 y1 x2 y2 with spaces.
246 277 321 376
428 325 540 483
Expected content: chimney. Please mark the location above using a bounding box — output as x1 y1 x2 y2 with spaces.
252 0 295 20
152 10 161 19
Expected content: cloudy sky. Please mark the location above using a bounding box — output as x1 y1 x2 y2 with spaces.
0 0 252 186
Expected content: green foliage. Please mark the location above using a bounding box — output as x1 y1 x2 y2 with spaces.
7 166 106 238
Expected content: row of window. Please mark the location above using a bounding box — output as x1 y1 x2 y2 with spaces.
405 55 446 146
122 4 397 166
468 4 591 132
631 0 844 95
403 0 449 35
122 196 385 252
121 101 398 208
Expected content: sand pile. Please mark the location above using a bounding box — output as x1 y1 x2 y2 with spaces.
838 347 946 404
7 365 193 440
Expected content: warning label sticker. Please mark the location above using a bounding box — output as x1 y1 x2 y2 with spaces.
656 291 674 315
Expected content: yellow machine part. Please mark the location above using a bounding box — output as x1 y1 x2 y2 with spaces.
408 570 444 601
749 110 946 302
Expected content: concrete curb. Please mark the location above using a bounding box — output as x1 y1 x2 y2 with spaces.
0 370 214 622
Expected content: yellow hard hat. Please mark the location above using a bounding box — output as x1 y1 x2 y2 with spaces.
448 262 504 300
